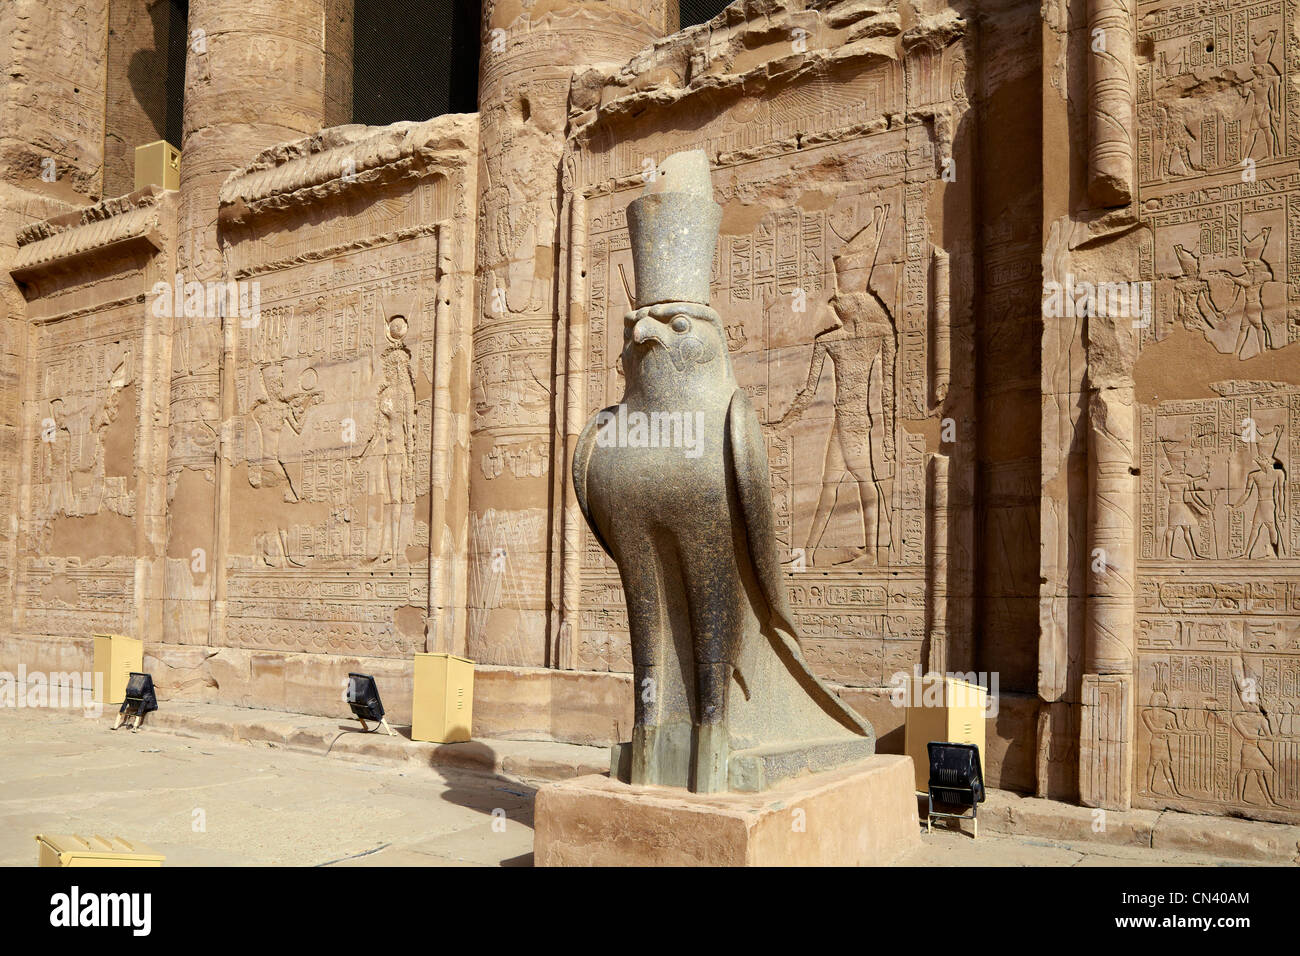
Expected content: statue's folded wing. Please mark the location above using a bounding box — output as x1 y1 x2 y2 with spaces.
727 388 874 738
573 406 616 560
725 389 799 641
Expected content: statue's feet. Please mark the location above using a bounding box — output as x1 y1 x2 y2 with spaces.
693 723 730 793
629 722 693 788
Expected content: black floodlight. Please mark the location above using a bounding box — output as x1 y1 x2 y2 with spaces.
925 741 985 837
113 672 157 730
346 672 395 735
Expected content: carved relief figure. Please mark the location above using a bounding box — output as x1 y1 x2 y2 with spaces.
1141 690 1183 797
1170 244 1220 332
772 206 896 566
1232 424 1287 559
1153 97 1205 178
366 316 417 563
1232 712 1279 806
41 357 130 520
248 362 321 501
1241 32 1282 162
1159 446 1212 559
1164 228 1283 360
42 399 73 518
1223 228 1278 358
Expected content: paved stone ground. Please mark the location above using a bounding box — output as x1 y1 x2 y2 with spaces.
0 707 536 867
901 824 1265 867
0 706 1279 866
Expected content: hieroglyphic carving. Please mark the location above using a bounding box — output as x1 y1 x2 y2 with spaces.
566 17 971 679
213 118 479 660
12 312 146 634
221 240 440 656
1140 383 1296 561
1137 0 1295 183
20 320 137 630
9 189 174 640
1125 0 1300 821
1135 381 1300 821
1142 169 1297 356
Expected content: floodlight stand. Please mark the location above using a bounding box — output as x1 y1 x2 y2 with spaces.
926 788 980 838
111 712 147 730
357 716 397 736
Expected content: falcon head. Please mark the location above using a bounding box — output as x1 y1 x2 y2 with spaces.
622 301 725 384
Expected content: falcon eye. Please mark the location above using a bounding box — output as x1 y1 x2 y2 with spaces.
670 315 691 333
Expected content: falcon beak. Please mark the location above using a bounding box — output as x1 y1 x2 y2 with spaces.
632 316 667 348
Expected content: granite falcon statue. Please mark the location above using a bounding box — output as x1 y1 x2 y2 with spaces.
572 150 875 793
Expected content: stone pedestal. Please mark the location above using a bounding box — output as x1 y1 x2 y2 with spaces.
534 755 919 866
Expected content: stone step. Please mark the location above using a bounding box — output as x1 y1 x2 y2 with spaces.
96 701 609 785
928 788 1300 865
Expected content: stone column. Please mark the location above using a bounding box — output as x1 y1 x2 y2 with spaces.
930 247 950 406
1086 0 1135 206
324 0 355 128
1079 385 1137 809
467 1 668 668
927 452 950 675
164 0 351 644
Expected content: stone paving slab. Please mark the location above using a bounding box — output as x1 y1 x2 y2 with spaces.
5 703 1299 866
0 706 537 867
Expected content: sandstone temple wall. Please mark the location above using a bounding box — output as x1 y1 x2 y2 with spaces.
558 0 978 686
0 0 1297 823
212 117 479 663
1041 0 1300 822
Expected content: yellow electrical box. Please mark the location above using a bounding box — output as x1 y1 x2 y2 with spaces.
35 834 164 867
134 139 180 192
903 674 987 792
92 633 143 705
412 652 474 743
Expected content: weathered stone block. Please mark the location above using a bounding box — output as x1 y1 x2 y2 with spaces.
534 755 919 866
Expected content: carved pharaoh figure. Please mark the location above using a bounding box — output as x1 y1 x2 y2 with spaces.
1226 228 1277 358
1242 31 1282 161
1232 424 1287 559
1159 446 1211 559
248 362 320 502
1141 690 1182 797
772 205 896 566
572 151 875 794
1232 712 1279 806
370 316 418 563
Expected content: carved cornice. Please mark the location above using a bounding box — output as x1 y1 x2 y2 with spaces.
11 188 168 279
566 0 927 135
15 187 164 248
218 115 479 224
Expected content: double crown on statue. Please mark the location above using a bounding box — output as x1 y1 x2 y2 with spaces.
626 151 723 310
